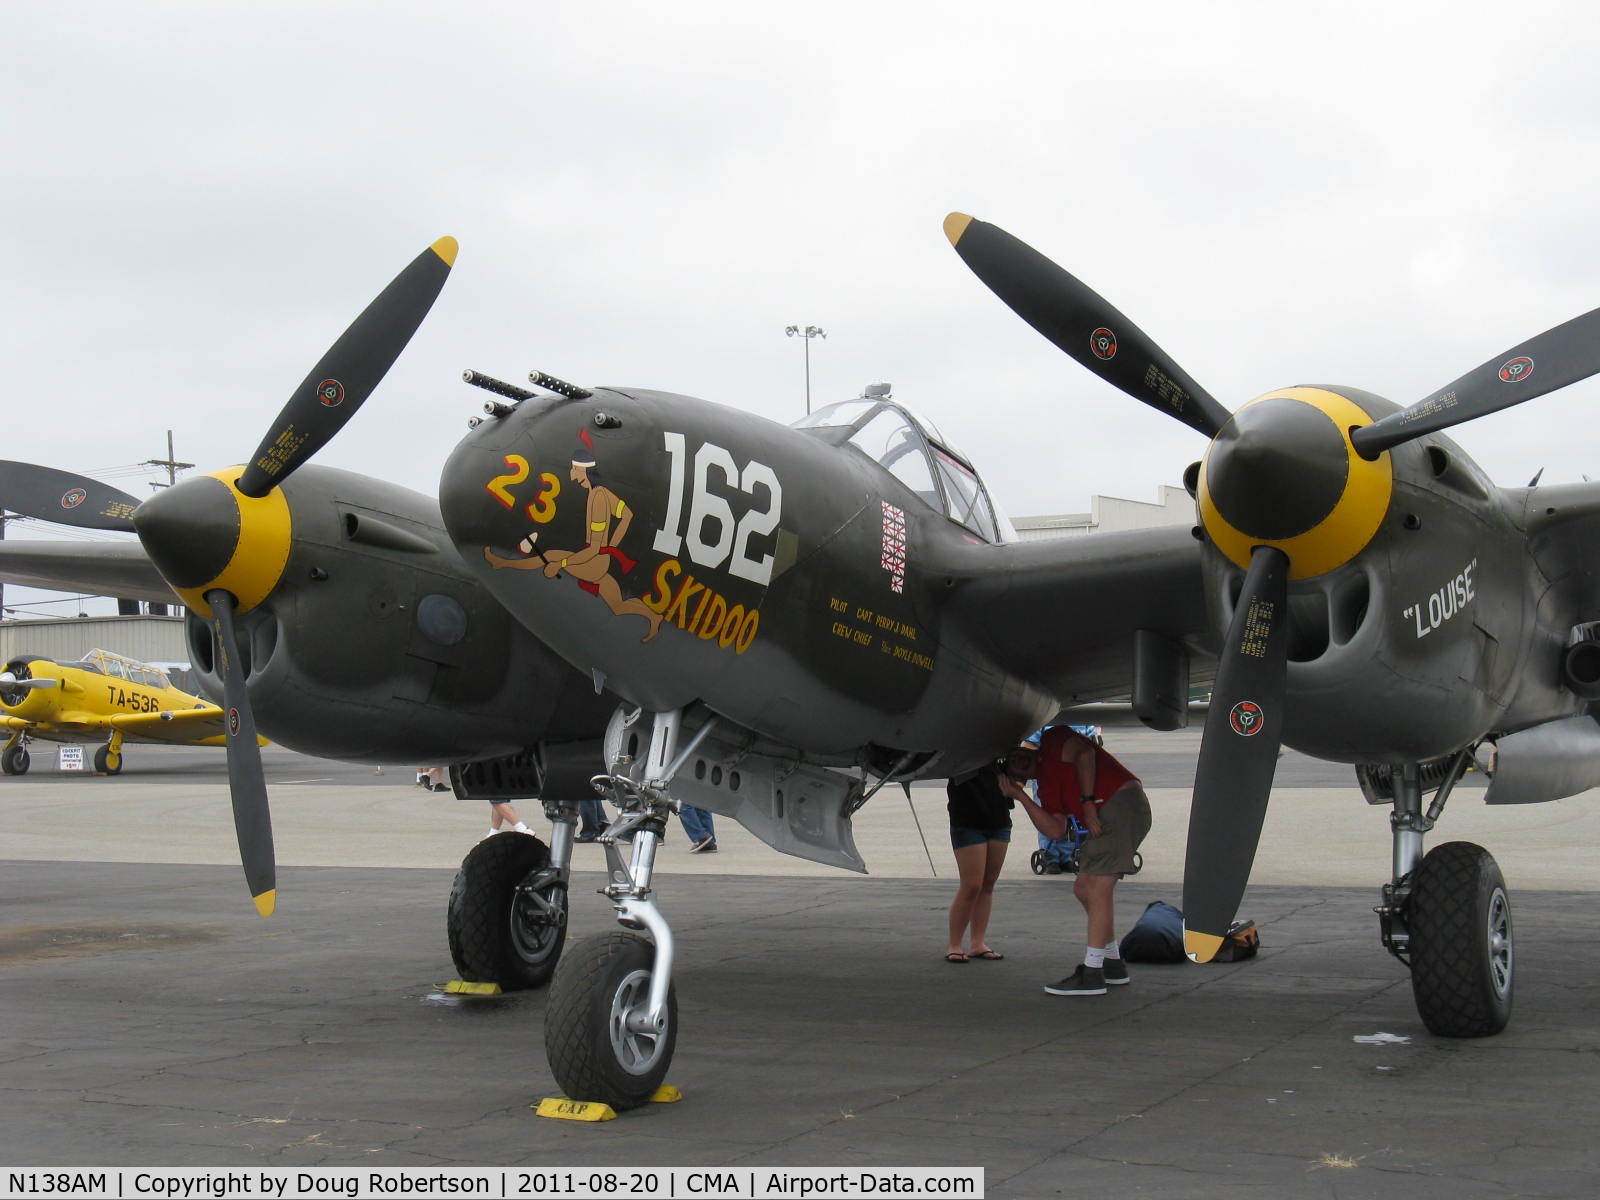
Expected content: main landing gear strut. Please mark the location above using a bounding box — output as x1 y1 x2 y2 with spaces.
1365 750 1514 1037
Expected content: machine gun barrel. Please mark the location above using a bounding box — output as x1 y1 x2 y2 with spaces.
528 371 594 400
462 370 536 401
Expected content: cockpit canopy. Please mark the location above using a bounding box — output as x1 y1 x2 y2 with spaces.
794 397 1011 543
69 648 171 689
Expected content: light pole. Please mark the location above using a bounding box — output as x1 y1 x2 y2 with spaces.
784 324 827 415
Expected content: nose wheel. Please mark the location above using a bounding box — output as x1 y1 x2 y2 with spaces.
546 931 678 1110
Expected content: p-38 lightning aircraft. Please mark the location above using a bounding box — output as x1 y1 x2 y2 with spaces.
434 215 1600 1108
0 646 250 775
8 226 1600 1115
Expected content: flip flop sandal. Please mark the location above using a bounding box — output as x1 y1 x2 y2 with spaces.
970 949 1005 960
944 952 969 963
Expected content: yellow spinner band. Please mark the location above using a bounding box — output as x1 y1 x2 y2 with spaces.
173 467 293 617
1199 387 1393 581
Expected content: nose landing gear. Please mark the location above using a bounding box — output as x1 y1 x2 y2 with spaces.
543 707 705 1111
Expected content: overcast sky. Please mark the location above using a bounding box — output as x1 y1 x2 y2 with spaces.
6 1 1600 616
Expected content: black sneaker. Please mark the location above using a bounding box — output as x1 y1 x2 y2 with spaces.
1102 957 1129 986
1044 964 1106 996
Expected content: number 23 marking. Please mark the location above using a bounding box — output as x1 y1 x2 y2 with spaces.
485 454 561 524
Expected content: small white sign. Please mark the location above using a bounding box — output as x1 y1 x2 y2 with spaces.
58 745 85 771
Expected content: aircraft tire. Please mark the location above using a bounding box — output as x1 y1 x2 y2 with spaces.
2 745 29 775
1406 841 1513 1037
1029 850 1045 875
545 931 677 1111
446 832 567 990
93 746 123 775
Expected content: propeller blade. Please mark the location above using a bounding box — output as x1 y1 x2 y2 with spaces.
0 673 59 691
205 588 276 915
0 461 140 531
235 237 458 498
1353 304 1600 457
1182 544 1290 962
944 213 1233 439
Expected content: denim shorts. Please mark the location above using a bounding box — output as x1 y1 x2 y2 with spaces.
950 824 1012 850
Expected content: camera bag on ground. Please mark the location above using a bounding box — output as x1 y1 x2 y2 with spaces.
1120 900 1186 963
1212 919 1260 962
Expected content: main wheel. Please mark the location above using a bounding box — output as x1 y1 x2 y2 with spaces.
93 745 123 774
447 832 567 990
1406 841 1513 1037
546 931 678 1110
2 745 30 775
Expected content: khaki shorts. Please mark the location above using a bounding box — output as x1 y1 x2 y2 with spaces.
1077 783 1151 876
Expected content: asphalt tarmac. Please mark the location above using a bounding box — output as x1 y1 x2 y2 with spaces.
2 732 1598 1196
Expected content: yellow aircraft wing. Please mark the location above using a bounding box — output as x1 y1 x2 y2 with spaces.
109 706 265 746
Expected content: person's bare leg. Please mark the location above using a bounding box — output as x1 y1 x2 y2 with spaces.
1075 873 1117 949
968 840 1010 955
947 844 988 956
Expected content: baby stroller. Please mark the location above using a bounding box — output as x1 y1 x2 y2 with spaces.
1030 815 1089 875
1028 813 1143 876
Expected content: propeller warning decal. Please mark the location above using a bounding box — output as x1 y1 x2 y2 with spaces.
1229 701 1264 736
60 488 86 509
1498 356 1534 384
317 379 346 407
1090 327 1118 361
227 708 241 737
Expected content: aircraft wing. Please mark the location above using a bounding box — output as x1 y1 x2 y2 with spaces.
1525 482 1600 621
947 523 1215 707
110 706 256 746
0 540 176 604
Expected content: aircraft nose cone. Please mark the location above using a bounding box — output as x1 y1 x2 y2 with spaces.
1205 396 1349 540
132 475 242 590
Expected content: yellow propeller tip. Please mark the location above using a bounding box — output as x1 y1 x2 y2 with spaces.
430 236 459 267
1183 928 1224 963
943 212 974 246
252 889 277 917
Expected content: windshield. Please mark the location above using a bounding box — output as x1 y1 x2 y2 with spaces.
791 399 878 430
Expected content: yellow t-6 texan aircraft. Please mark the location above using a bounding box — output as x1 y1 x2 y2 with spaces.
0 647 255 776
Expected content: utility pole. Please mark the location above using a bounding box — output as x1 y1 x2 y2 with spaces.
0 511 20 622
784 325 827 415
143 430 194 490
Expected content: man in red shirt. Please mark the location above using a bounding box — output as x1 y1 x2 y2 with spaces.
1006 725 1152 995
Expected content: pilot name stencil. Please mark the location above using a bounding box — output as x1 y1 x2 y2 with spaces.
826 594 932 671
1403 558 1477 639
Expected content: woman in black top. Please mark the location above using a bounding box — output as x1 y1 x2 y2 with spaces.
944 746 1034 962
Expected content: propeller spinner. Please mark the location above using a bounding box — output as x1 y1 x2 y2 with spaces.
946 212 1600 960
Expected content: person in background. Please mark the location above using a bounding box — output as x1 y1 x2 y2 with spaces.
574 796 610 843
1011 725 1150 996
944 745 1035 962
487 800 532 840
679 804 716 853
